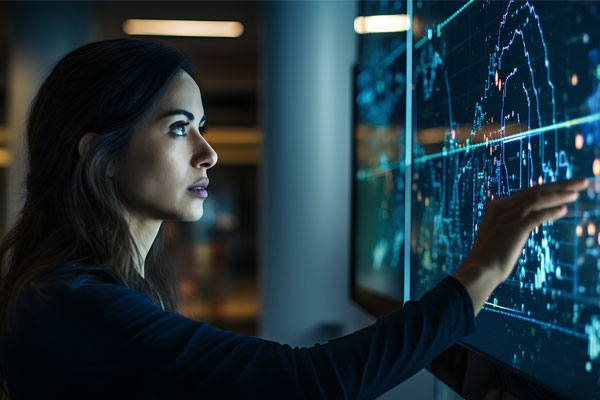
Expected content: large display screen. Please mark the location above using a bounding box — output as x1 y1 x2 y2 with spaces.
352 0 600 397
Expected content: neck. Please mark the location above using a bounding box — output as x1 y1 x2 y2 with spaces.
122 209 162 279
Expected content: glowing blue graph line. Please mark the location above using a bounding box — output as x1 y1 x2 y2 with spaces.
356 160 404 180
414 36 427 50
484 301 524 314
436 0 477 37
498 1 557 126
412 112 600 164
482 306 587 340
414 0 477 49
382 42 407 68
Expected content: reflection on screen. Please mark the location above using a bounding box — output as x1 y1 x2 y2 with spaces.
353 0 407 302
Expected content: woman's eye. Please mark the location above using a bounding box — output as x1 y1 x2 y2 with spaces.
171 122 188 137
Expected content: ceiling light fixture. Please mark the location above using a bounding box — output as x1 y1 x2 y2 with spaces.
354 14 411 34
123 19 244 38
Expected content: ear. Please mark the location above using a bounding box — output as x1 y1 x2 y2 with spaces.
78 132 99 158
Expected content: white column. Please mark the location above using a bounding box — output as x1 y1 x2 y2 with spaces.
259 0 373 347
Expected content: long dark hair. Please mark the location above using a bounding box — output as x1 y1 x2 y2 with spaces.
0 38 196 398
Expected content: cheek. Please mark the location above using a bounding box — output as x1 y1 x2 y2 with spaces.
117 135 194 212
140 158 182 197
141 152 191 203
119 146 172 199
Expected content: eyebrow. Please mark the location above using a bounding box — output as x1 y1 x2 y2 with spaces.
159 109 207 126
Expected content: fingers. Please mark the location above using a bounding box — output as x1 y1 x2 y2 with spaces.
522 204 568 230
495 177 589 216
519 179 587 231
518 190 579 217
516 177 589 198
540 177 589 192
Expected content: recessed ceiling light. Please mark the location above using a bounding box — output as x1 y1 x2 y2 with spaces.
354 15 411 34
123 19 244 38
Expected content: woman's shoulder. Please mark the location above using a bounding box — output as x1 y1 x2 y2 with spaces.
1 265 156 397
36 263 127 288
10 264 150 334
18 264 140 317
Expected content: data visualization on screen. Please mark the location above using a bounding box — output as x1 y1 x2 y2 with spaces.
351 0 600 396
410 0 600 396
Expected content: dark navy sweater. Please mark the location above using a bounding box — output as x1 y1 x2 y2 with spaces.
0 265 474 399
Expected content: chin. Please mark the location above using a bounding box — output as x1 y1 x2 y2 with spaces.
191 213 204 222
167 200 204 221
186 209 204 222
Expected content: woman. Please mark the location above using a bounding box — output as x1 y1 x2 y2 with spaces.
0 38 588 399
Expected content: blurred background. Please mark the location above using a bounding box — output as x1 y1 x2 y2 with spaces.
0 1 442 398
2 0 265 336
1 0 265 336
0 0 370 344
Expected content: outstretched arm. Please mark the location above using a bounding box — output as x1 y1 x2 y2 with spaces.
10 269 471 400
6 178 587 399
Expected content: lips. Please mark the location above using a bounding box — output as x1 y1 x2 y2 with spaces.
187 177 209 190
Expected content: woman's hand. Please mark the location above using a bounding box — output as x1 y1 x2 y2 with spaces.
452 177 589 316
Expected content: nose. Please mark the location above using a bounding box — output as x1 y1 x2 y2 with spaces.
192 133 218 169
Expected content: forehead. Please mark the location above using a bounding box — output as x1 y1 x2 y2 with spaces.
154 70 203 114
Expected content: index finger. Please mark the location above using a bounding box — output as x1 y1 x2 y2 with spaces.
491 177 589 212
511 177 589 200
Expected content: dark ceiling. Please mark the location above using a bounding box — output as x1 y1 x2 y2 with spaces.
1 1 261 128
92 1 261 127
1 1 261 134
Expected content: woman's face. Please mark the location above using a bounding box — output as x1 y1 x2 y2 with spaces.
115 70 218 223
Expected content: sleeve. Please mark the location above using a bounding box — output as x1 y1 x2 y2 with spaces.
55 275 475 400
